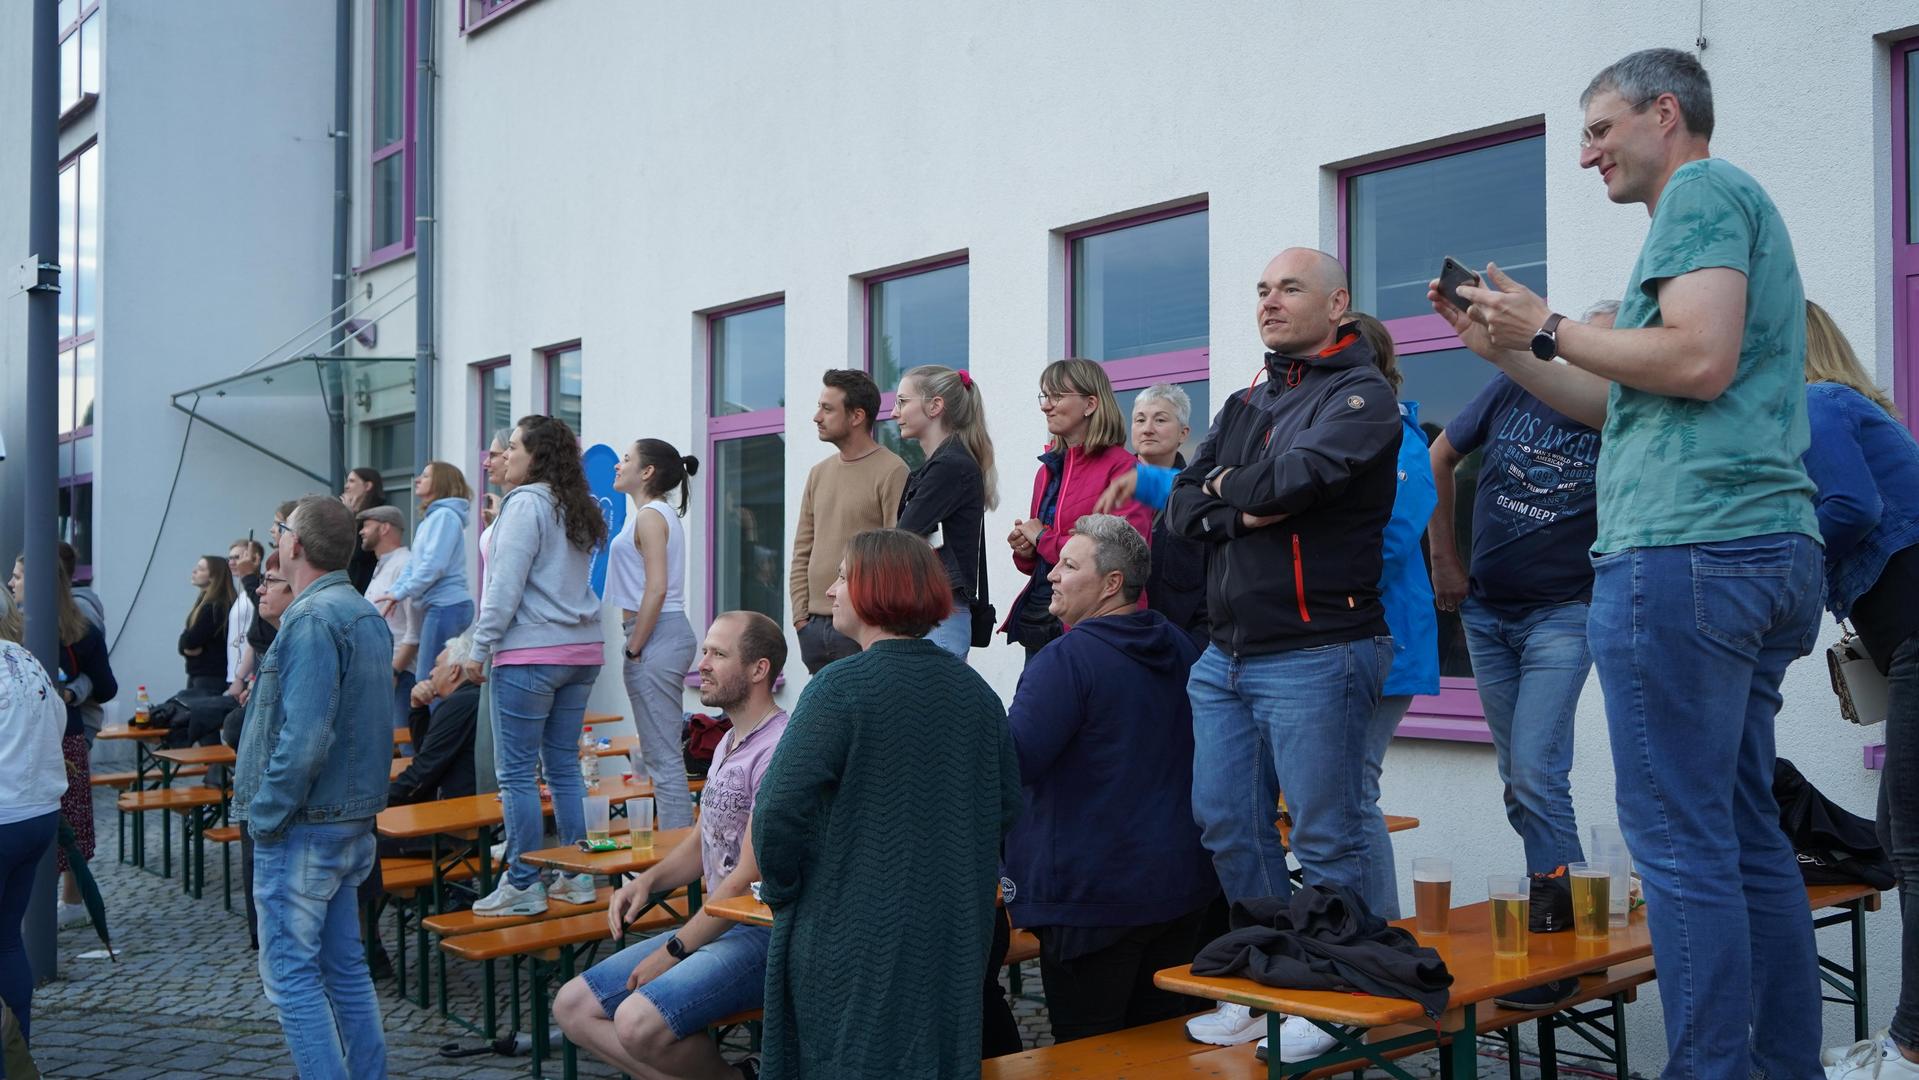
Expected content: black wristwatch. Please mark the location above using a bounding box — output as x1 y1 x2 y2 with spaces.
623 646 642 661
664 934 693 960
1530 313 1567 361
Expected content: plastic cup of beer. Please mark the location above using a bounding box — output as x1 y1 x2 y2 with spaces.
1412 857 1453 935
1568 862 1611 940
1488 875 1530 957
583 795 612 845
628 796 655 854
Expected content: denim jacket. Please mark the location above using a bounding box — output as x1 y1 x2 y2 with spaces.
233 570 394 841
1802 382 1919 618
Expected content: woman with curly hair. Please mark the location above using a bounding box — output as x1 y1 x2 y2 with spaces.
465 415 610 917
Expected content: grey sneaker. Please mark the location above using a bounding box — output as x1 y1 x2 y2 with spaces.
472 878 547 917
550 872 597 906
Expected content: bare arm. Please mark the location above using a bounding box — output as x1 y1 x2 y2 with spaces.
1427 433 1468 612
625 507 670 655
1429 282 1612 430
605 827 705 937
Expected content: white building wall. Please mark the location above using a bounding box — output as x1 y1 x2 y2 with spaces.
418 1 1918 1069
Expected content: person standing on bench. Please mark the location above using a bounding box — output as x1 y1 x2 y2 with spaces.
234 495 394 1078
1002 515 1216 1042
1165 247 1401 1061
1434 48 1825 1078
789 369 908 674
555 610 790 1080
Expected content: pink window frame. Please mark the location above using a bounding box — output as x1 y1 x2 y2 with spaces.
1337 124 1547 743
460 0 542 35
704 296 787 625
539 338 583 425
1894 39 1919 441
1063 202 1212 397
57 139 97 441
365 0 416 268
861 253 969 422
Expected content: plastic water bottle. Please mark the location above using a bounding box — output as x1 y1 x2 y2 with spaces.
133 686 151 726
579 725 599 791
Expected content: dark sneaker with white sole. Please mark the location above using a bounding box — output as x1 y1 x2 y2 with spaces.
1494 977 1580 1011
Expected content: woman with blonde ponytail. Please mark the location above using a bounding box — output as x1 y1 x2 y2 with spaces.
894 365 998 658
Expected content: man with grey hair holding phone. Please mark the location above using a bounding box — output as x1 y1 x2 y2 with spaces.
1431 47 1823 1077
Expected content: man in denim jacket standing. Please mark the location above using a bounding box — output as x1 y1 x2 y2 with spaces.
235 495 394 1079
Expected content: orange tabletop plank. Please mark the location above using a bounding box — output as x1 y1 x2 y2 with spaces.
703 893 774 927
376 775 657 839
584 711 621 726
519 827 697 875
394 728 410 745
99 725 167 741
154 744 238 766
593 734 639 759
1155 901 1652 1028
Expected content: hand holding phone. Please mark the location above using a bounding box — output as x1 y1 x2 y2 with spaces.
1438 257 1482 313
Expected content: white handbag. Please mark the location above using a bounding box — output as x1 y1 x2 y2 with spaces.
1827 622 1889 726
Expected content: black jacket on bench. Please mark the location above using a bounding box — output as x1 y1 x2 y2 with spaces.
1192 884 1451 1020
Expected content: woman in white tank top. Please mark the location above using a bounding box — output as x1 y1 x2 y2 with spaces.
608 439 701 830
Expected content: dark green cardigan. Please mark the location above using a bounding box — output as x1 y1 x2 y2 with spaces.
753 638 1022 1079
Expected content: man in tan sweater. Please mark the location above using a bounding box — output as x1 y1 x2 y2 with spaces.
790 369 909 673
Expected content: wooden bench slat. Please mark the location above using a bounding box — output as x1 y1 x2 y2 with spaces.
116 788 223 812
379 856 478 894
420 885 693 937
205 826 242 844
982 1016 1211 1079
440 905 681 962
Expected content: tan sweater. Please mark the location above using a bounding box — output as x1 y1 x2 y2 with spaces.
789 445 910 620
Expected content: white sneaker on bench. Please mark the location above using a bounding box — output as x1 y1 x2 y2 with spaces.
1827 1034 1919 1080
1252 1017 1339 1063
1185 1002 1265 1046
473 879 547 917
550 873 596 906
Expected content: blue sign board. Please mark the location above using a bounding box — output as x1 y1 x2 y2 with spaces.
581 443 625 599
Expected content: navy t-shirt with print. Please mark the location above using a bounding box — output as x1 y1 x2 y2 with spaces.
1444 374 1601 615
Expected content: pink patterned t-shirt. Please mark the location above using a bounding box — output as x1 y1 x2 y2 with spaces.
699 708 790 895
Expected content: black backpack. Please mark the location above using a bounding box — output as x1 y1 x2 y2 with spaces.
1773 757 1895 890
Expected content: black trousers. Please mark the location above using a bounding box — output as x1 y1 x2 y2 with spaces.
982 906 1023 1057
1036 907 1211 1044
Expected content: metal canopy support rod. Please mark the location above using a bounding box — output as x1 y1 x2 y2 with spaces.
414 0 436 477
328 0 352 492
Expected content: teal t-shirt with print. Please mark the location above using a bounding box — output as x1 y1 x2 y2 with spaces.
1593 158 1820 553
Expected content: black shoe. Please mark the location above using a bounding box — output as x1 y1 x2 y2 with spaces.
735 1058 761 1080
1494 977 1580 1011
367 944 394 982
1529 868 1573 933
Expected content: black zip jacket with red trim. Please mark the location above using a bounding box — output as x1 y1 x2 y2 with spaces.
1167 333 1401 657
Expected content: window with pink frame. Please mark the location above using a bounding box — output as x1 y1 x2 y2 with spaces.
475 358 512 504
864 256 969 470
461 0 541 35
57 140 98 577
1893 39 1919 439
542 342 583 435
1339 126 1547 741
707 299 787 625
1066 204 1213 456
368 0 415 263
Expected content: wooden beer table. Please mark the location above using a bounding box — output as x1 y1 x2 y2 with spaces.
519 827 698 878
703 892 774 928
1154 902 1654 1079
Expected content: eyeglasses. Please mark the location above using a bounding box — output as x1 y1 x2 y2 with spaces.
1580 98 1651 148
261 576 290 589
1037 391 1088 406
272 521 295 540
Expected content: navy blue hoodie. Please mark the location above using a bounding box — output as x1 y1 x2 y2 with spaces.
1001 609 1217 929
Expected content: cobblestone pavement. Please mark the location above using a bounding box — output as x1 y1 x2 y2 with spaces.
25 791 1532 1078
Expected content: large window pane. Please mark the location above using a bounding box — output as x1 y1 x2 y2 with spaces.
375 0 407 148
1072 210 1208 362
869 264 968 390
713 433 786 624
75 146 97 339
60 31 79 112
369 416 417 532
1349 136 1547 322
1399 346 1497 680
74 339 95 429
58 348 75 434
1115 379 1212 465
547 347 583 434
58 162 76 338
874 422 926 473
710 304 785 416
372 154 404 250
78 12 98 97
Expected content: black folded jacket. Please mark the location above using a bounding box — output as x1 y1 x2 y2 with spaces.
1190 884 1452 1020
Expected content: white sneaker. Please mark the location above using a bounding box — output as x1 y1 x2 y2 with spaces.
1827 1035 1919 1079
57 902 90 928
490 839 507 862
1185 1002 1266 1046
472 879 547 917
550 872 596 906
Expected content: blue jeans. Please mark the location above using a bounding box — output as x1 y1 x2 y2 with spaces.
0 810 56 1044
252 818 385 1079
414 600 474 681
1459 598 1593 875
1589 534 1822 1080
1188 637 1391 904
1359 695 1410 919
925 607 971 660
580 923 773 1039
493 661 601 889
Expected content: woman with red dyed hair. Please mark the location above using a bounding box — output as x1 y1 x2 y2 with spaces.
753 529 1023 1078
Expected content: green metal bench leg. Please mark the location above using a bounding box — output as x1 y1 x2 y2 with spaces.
414 891 430 1007
161 806 173 879
1444 1006 1478 1080
1853 898 1871 1041
1503 1026 1520 1080
1538 1006 1559 1080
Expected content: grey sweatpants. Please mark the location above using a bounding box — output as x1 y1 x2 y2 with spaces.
621 612 699 830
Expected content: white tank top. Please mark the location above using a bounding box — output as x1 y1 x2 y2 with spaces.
605 499 686 615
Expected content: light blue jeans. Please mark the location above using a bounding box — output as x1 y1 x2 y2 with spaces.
1359 695 1410 919
414 600 474 681
1188 637 1391 905
1589 534 1822 1080
925 606 971 660
621 613 699 830
1459 598 1592 874
493 661 601 889
252 819 386 1080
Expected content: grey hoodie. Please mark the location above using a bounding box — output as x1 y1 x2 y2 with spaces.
469 482 605 664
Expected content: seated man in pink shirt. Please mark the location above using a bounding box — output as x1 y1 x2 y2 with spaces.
553 611 789 1080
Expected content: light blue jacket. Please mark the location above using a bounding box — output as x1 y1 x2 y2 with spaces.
1803 382 1919 617
1380 402 1439 697
388 496 471 609
233 571 394 841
